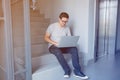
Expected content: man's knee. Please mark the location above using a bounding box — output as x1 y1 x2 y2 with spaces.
49 45 60 53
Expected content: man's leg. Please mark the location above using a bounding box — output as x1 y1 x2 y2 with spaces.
66 47 82 72
67 47 88 79
49 45 71 75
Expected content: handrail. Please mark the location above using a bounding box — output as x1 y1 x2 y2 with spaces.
30 0 37 10
11 0 37 10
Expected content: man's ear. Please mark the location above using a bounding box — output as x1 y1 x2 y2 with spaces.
58 18 61 22
59 18 61 20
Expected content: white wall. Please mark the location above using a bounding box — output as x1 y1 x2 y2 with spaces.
88 0 96 62
38 0 96 65
53 0 89 65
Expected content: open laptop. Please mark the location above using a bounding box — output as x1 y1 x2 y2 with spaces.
57 36 79 48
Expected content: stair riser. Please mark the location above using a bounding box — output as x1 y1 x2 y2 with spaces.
30 9 45 17
31 18 50 22
30 8 50 58
30 23 49 28
13 45 48 58
30 13 44 18
31 44 49 57
32 54 71 70
30 13 44 17
31 35 47 44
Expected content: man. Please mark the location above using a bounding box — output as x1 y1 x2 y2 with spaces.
44 12 88 79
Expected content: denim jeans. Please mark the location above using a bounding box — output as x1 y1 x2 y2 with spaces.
49 45 82 74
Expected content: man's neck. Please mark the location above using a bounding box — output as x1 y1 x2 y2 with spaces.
58 22 65 28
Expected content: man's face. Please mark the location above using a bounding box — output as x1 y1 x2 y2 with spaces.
59 17 68 27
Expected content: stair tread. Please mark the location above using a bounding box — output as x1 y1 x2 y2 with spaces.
30 13 44 17
32 54 71 72
32 63 60 73
30 18 50 22
30 21 49 24
32 60 78 80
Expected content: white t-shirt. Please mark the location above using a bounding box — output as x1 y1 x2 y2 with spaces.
46 22 71 47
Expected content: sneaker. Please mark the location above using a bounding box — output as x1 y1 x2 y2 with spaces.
64 71 71 78
74 72 88 79
64 74 70 78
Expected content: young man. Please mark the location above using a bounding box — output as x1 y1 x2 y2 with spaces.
44 12 88 79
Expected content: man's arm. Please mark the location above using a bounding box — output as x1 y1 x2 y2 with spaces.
44 32 58 46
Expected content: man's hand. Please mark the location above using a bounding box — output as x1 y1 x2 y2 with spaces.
53 42 59 46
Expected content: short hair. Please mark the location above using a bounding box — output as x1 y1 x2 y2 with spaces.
59 12 69 19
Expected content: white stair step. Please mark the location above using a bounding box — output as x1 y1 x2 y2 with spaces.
31 44 49 57
32 54 71 72
30 25 48 30
30 22 49 29
30 9 39 13
30 10 44 17
31 31 46 36
31 22 49 35
32 66 82 80
31 27 48 36
32 56 82 80
30 17 50 22
31 35 47 44
30 13 44 17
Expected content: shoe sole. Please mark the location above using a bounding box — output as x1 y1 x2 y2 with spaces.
64 75 70 78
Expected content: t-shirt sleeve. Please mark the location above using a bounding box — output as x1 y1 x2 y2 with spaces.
46 24 53 34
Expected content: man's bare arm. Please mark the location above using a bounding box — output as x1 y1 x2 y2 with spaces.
44 32 58 46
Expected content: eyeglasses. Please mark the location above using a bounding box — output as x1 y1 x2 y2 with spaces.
61 19 68 23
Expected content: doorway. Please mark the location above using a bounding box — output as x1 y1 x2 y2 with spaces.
95 0 118 60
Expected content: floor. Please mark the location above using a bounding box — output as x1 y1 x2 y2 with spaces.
32 53 120 80
85 53 120 80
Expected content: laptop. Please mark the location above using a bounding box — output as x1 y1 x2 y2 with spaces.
57 36 79 48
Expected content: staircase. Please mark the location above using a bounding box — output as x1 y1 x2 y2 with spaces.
32 55 83 80
30 9 50 58
30 9 82 80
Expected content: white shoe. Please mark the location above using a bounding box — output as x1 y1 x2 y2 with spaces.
74 75 88 79
64 74 70 78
